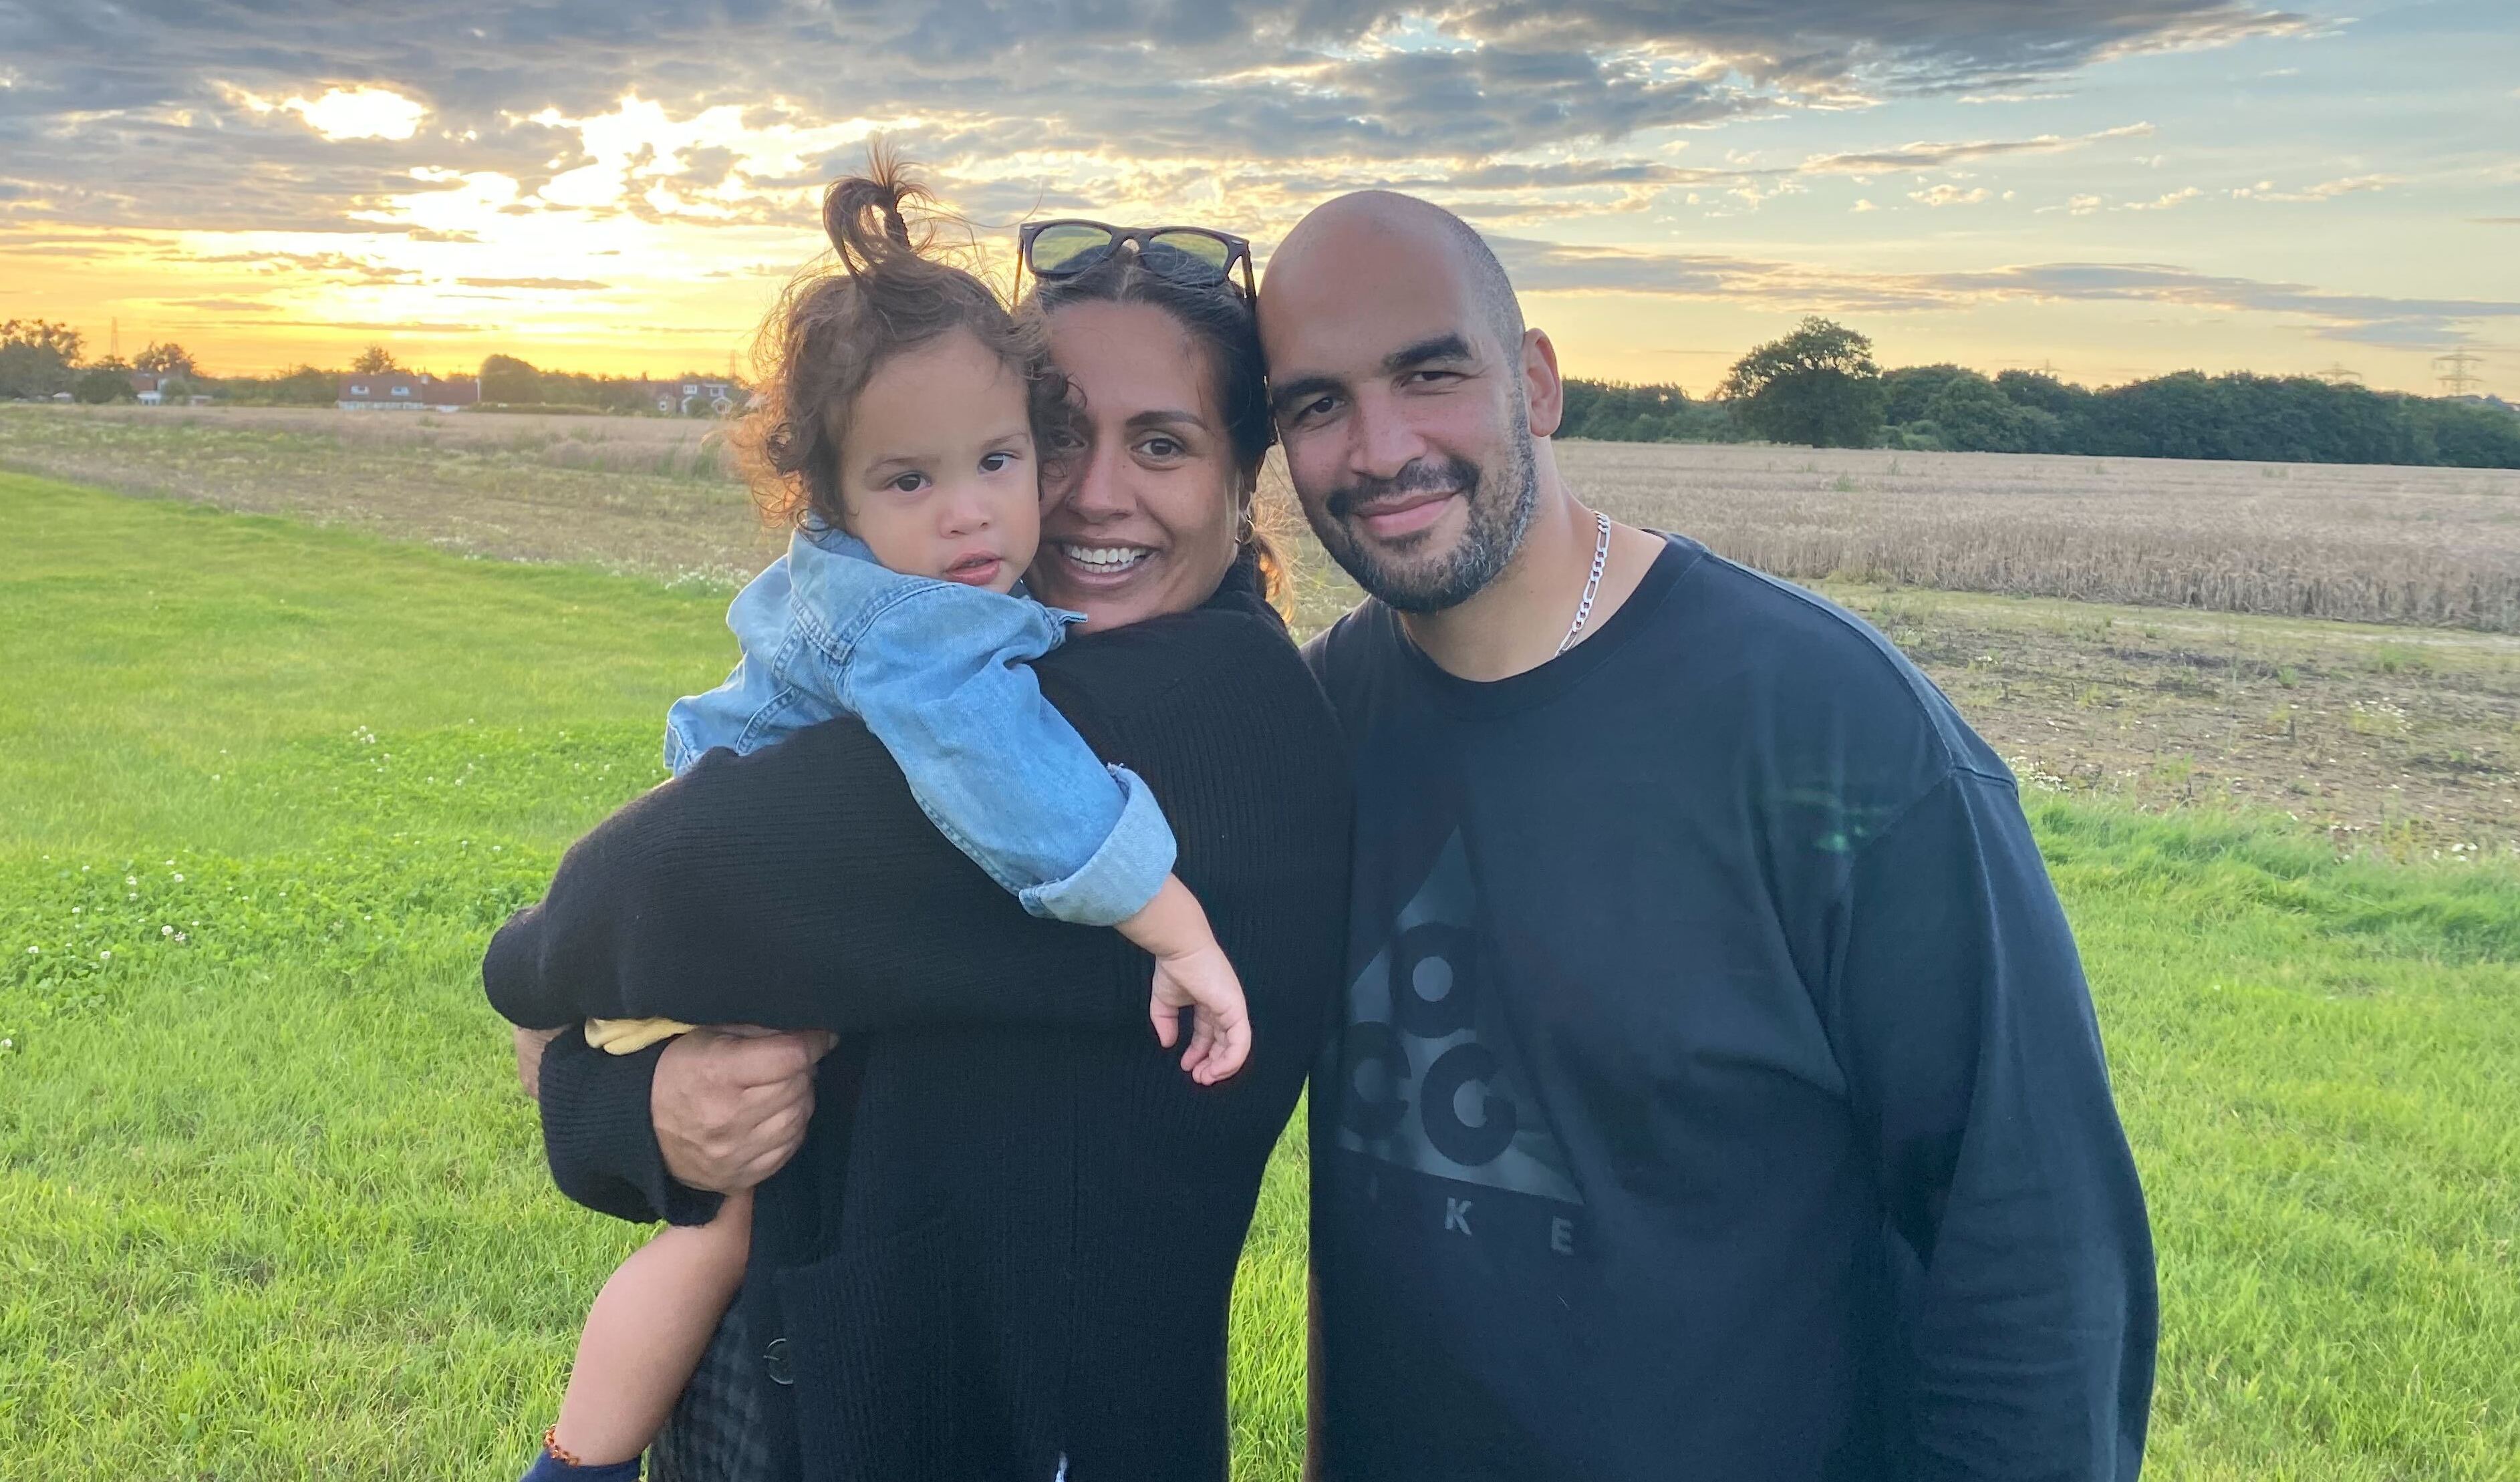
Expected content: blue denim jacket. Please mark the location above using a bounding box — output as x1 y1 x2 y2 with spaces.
665 525 1177 927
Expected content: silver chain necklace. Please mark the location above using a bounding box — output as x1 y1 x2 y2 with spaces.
1556 511 1613 655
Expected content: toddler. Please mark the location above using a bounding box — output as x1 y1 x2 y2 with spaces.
519 158 1250 1481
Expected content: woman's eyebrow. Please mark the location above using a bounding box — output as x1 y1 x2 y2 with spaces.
1125 408 1207 432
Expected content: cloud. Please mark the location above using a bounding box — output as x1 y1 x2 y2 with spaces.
1910 184 1991 207
0 1 2305 237
2124 186 2205 210
276 87 431 142
1480 240 2520 346
2475 217 2520 226
2231 174 2396 202
1800 122 2153 174
456 277 611 290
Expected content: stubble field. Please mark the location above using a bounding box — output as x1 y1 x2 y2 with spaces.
9 405 2515 854
3 407 2519 1479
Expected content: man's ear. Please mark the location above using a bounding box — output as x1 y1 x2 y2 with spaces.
1521 327 1564 439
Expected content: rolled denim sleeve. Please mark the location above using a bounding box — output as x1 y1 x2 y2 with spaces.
828 582 1177 926
1015 762 1177 926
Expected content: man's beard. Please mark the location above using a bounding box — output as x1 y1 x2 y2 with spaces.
1310 412 1538 615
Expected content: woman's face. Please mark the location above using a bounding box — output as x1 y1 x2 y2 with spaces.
1027 300 1243 633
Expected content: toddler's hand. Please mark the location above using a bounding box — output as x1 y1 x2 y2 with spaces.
1149 941 1251 1086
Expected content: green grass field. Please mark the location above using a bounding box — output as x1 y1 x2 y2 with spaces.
3 469 2517 1479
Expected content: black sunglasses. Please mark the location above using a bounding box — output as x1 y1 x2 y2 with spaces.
1016 218 1255 299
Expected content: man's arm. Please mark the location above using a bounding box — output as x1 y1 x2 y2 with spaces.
1826 768 2157 1481
531 1027 831 1227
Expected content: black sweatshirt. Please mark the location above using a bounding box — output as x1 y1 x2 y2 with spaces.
484 567 1352 1481
1303 535 2155 1481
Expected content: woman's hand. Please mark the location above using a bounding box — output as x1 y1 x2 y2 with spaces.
652 1027 839 1194
513 1024 564 1099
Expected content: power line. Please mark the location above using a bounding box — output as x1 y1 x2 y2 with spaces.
2433 348 2485 396
2314 363 2362 386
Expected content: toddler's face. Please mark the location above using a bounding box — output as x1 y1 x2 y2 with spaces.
837 327 1040 593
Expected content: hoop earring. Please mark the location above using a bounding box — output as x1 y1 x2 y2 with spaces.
1236 504 1256 544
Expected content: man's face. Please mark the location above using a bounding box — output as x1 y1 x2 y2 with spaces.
1262 238 1536 614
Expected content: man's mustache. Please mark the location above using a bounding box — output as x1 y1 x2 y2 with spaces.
1325 457 1481 522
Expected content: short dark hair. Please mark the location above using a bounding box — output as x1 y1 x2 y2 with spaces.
1028 243 1291 613
734 148 1068 533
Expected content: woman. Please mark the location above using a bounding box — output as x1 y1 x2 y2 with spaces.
486 224 1349 1481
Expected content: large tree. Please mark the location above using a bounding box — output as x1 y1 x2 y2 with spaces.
1924 372 2044 453
0 319 84 400
134 341 200 379
1880 362 1977 427
73 367 136 404
479 353 543 404
351 344 403 375
1717 317 1886 448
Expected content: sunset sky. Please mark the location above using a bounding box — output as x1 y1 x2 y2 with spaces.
5 0 2513 395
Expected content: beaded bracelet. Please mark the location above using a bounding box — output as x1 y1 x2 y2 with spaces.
543 1425 588 1469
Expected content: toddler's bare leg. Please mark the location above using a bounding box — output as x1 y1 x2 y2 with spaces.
550 1187 754 1465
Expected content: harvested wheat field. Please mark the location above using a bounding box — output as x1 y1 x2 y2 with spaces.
1536 441 2520 632
6 405 2515 851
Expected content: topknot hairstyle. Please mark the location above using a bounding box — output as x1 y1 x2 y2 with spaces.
734 146 1069 533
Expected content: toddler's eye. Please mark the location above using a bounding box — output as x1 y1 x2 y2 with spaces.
887 471 929 494
980 450 1020 474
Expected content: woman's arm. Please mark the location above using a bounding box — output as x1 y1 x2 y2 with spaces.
841 583 1177 928
482 620 1261 1038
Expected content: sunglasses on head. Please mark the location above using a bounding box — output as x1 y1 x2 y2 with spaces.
1016 219 1254 298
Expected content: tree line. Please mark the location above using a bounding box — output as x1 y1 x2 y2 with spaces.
11 316 2513 468
0 327 725 413
1689 317 2520 470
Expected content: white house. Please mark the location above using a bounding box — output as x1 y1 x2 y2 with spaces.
337 373 482 412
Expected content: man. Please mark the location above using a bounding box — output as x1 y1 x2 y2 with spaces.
1259 192 2155 1481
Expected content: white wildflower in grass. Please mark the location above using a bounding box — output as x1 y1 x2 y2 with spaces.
98 950 110 960
162 926 174 937
174 933 186 943
125 875 136 886
173 873 184 882
24 946 36 954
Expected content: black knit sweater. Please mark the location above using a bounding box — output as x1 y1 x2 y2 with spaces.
484 569 1351 1482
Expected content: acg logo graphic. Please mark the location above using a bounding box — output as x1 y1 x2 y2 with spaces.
1334 833 1583 1207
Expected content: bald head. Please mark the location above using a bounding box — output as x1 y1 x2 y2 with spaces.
1265 190 1524 361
